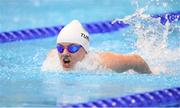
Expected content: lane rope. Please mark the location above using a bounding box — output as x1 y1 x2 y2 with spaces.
63 87 180 107
0 11 179 43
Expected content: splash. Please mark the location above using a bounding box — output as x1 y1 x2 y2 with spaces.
74 52 108 72
113 7 180 74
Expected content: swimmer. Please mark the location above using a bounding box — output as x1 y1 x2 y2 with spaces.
42 20 152 73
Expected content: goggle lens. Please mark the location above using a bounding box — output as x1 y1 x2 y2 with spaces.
68 44 81 53
57 44 82 53
57 44 64 53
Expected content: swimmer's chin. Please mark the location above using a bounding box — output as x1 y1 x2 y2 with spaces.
63 68 72 71
62 64 73 71
63 67 73 71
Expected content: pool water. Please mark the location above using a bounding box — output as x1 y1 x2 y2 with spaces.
0 0 180 107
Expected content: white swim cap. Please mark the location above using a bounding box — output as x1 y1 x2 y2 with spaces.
56 20 90 52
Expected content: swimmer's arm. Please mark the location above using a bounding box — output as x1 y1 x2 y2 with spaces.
99 52 152 74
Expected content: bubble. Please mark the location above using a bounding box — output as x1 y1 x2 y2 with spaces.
13 16 20 23
162 2 167 7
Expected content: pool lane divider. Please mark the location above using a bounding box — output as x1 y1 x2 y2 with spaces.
0 11 180 43
63 87 180 107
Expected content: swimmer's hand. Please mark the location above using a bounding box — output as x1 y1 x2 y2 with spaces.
131 54 152 74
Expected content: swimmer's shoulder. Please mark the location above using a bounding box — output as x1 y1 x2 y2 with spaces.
48 49 58 57
41 49 60 71
42 49 58 66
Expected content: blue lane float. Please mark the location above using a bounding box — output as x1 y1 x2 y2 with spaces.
0 11 180 43
64 87 180 107
152 11 180 25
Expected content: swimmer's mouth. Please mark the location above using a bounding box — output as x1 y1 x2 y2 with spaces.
62 56 71 69
63 56 71 64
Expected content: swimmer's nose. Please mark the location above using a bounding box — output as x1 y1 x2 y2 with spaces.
62 49 69 55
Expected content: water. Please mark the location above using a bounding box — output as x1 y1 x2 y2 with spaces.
0 0 180 107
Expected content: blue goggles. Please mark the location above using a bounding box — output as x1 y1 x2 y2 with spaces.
57 44 82 53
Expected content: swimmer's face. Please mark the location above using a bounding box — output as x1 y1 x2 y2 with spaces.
57 42 87 70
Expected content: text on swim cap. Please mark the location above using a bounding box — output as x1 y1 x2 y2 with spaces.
81 33 89 41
